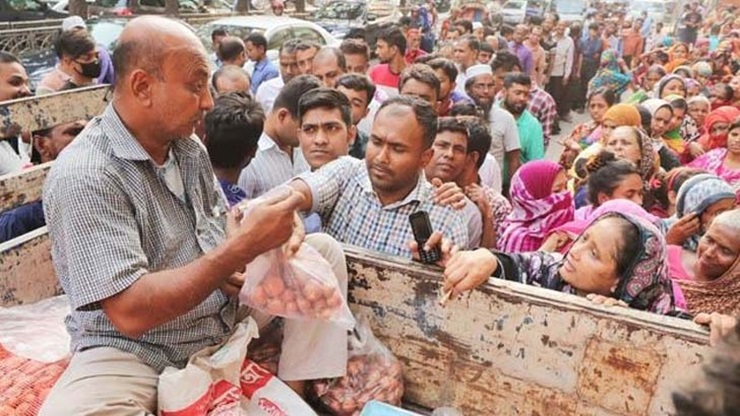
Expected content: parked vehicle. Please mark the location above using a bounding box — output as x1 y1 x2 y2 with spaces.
0 0 66 21
629 0 676 25
546 0 587 23
502 0 526 24
312 0 399 41
196 16 338 65
48 0 209 16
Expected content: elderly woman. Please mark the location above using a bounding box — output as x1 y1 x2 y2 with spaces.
668 209 740 316
663 174 737 252
414 211 676 314
569 103 643 179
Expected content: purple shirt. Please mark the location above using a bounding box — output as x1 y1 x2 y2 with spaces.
508 41 533 75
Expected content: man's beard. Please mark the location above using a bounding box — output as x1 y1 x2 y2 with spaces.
504 100 526 116
472 95 493 114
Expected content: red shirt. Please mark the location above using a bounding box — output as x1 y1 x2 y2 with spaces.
405 48 428 64
369 64 402 89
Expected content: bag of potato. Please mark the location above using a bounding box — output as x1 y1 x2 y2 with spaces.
237 187 355 329
310 314 404 415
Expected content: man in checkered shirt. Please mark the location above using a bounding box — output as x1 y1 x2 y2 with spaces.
289 95 473 256
40 17 348 414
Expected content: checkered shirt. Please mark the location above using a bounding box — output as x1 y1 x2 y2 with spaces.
43 104 236 372
496 86 555 146
297 157 471 256
238 132 310 199
528 87 556 147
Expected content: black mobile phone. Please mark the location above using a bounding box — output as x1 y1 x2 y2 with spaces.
409 211 441 264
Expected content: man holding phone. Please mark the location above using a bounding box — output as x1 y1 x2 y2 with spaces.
288 95 472 256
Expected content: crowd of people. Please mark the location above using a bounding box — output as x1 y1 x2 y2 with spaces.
0 0 740 413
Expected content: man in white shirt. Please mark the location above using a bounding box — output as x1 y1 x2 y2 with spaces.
239 75 320 198
452 35 479 94
545 20 575 123
255 39 301 113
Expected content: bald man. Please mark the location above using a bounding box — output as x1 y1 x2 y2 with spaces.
212 64 251 94
40 16 348 414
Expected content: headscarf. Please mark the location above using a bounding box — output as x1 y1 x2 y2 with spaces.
641 99 674 151
664 43 690 73
588 49 632 97
498 161 574 253
632 126 657 182
655 74 686 99
678 244 740 316
548 199 661 254
671 65 692 77
691 61 713 78
661 94 689 154
600 103 642 134
575 212 675 314
699 106 740 150
674 174 736 251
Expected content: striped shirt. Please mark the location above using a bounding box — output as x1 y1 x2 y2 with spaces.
298 157 470 256
43 104 235 372
238 132 310 199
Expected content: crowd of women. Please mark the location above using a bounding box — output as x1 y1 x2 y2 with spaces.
425 2 740 330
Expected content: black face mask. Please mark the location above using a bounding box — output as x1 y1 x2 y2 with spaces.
77 60 101 79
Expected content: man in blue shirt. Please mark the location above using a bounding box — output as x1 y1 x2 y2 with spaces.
245 32 279 94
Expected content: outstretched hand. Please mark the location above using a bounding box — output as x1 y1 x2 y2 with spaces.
694 312 738 347
409 231 458 268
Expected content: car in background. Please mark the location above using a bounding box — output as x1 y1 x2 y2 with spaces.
196 16 338 65
48 0 225 16
546 0 586 23
501 0 525 24
312 0 399 40
21 18 194 89
629 0 675 25
0 0 66 21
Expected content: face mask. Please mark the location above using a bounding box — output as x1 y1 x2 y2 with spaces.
77 60 101 79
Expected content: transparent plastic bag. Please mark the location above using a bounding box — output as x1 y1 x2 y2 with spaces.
237 187 354 329
0 295 71 363
310 314 404 416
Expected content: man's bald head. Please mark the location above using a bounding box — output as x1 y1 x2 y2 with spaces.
113 16 206 87
112 16 214 145
212 65 250 94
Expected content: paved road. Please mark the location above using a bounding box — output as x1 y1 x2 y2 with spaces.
545 110 591 162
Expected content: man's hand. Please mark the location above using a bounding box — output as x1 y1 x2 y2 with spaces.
220 272 245 298
562 76 569 86
284 211 305 257
431 177 467 210
442 248 498 297
665 213 700 246
465 183 491 218
409 230 458 268
225 206 244 239
235 188 305 262
694 312 738 347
